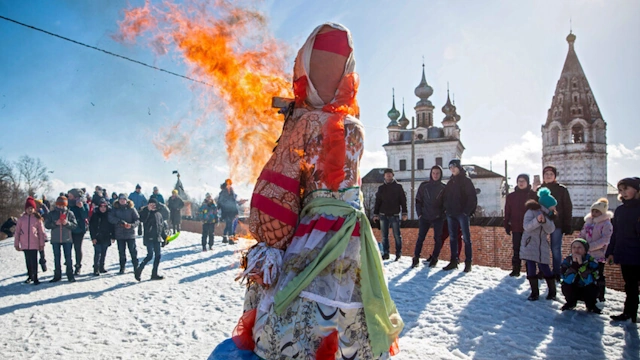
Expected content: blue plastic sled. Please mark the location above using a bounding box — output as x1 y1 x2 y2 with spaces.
208 338 262 360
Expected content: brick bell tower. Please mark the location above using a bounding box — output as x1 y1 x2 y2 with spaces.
541 32 607 216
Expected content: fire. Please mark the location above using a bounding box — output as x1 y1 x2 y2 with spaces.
115 0 292 183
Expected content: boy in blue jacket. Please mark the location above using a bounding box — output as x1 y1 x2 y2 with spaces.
560 238 601 313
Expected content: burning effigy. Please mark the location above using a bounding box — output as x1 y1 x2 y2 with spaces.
116 3 403 359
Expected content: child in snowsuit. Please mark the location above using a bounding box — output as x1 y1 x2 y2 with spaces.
520 188 557 301
14 197 47 284
579 197 612 302
200 193 218 251
560 238 601 313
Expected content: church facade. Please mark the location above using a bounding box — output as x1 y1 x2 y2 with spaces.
362 65 505 218
541 32 610 216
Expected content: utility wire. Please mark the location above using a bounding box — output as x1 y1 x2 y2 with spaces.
0 14 213 87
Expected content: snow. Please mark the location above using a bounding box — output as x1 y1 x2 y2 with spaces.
0 231 637 359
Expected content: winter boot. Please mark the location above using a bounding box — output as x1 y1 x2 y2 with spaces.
228 237 236 245
222 236 228 244
50 270 61 283
561 303 576 311
509 263 521 277
99 267 108 273
24 277 32 284
74 264 81 275
597 277 606 302
610 313 637 323
411 257 419 268
428 257 438 268
134 265 144 281
67 274 76 283
394 254 401 262
464 261 472 273
527 276 540 301
544 277 557 300
39 257 47 272
119 266 125 275
443 260 458 271
382 253 390 260
93 266 100 276
150 274 164 280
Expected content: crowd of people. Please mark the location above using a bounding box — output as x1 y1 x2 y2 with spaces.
5 179 243 284
375 162 639 323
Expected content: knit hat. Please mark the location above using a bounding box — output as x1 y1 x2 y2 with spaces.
25 196 37 210
153 186 158 191
56 196 68 207
148 198 158 204
118 193 128 200
537 188 557 209
572 238 589 253
383 168 394 174
98 198 109 206
172 189 178 195
205 192 211 198
517 174 530 185
136 184 142 190
543 165 557 177
617 177 640 191
448 159 462 170
590 197 609 214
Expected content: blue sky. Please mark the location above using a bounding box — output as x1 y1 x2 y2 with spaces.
1 0 638 201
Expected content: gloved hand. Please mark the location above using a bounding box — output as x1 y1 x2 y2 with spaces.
505 226 511 236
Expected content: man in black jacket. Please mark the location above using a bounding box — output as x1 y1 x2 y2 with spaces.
442 159 477 272
373 168 408 261
538 165 573 279
412 165 446 268
135 198 167 281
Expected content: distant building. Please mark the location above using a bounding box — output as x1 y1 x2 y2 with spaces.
541 32 614 216
362 64 505 218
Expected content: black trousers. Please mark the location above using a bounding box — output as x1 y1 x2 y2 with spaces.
413 217 444 259
202 223 215 249
71 232 85 268
561 282 598 309
140 242 162 277
117 239 139 271
621 265 640 317
511 232 523 269
24 250 39 282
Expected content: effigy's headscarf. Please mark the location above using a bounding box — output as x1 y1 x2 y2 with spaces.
292 23 359 191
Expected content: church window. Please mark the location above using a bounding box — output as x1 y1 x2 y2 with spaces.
399 159 407 171
417 158 424 170
435 157 443 167
596 127 605 143
428 113 432 127
571 125 584 143
417 134 424 140
550 127 559 146
572 78 578 89
573 94 578 103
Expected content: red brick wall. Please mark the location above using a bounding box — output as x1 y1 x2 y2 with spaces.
373 226 625 292
181 219 625 292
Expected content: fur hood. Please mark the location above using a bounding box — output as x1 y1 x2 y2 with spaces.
113 200 135 209
584 210 613 224
525 199 541 211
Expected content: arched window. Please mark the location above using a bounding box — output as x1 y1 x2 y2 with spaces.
571 125 584 143
572 77 578 89
550 127 559 146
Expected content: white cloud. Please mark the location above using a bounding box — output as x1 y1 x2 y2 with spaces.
360 149 387 176
608 143 640 160
464 131 542 179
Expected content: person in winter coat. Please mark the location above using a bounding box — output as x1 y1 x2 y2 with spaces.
441 159 477 272
412 165 446 268
150 186 165 204
67 188 89 275
44 196 78 282
167 189 184 234
135 198 166 281
606 177 640 323
200 193 218 251
503 174 537 277
520 188 557 301
89 198 115 275
560 238 601 313
91 186 106 208
218 179 240 245
1 216 17 240
129 184 148 236
14 197 47 284
579 197 612 302
373 168 408 261
537 165 573 279
108 193 140 274
110 192 118 206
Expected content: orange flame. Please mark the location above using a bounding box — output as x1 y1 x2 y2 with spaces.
116 0 292 183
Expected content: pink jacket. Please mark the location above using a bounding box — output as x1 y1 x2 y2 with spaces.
14 213 47 250
579 211 613 262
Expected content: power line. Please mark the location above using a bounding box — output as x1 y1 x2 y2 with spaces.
0 14 213 87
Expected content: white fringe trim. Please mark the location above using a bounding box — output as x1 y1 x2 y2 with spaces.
299 291 363 309
241 243 284 286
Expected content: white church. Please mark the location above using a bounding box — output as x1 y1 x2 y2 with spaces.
362 32 612 218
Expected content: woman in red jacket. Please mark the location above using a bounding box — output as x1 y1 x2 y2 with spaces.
14 196 47 285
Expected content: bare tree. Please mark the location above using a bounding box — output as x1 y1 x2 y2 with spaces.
0 157 25 224
15 155 51 197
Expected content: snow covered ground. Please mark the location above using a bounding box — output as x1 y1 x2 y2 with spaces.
0 231 637 359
